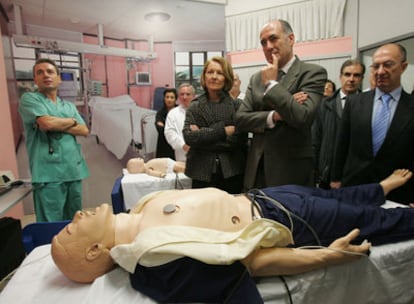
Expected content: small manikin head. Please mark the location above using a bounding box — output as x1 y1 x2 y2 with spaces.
126 158 146 174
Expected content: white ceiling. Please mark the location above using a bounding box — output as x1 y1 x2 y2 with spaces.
0 0 226 42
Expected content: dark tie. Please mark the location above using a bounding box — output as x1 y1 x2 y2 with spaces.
372 94 392 156
277 70 285 81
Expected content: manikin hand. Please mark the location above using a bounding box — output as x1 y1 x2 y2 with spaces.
327 229 371 263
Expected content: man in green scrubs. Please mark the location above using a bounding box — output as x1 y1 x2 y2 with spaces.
19 58 89 222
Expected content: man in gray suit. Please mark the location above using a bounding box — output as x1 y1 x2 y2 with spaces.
235 19 327 190
331 43 414 205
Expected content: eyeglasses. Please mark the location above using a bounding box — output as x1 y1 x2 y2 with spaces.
370 61 403 71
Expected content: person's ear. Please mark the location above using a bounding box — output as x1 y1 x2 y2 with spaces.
85 243 108 261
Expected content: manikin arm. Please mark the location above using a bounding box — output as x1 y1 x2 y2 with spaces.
242 229 370 277
146 167 167 178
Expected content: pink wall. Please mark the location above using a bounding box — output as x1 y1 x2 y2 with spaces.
83 36 174 109
227 36 353 65
0 29 24 219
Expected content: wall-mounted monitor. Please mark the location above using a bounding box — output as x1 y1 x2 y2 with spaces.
136 72 151 86
58 70 78 100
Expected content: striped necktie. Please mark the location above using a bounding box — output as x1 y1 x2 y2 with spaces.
372 94 392 156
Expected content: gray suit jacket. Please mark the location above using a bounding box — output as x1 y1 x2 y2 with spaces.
332 89 414 204
235 56 327 189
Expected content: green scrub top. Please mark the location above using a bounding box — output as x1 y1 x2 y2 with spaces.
19 91 89 183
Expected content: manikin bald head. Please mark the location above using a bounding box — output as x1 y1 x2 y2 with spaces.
126 158 146 174
51 204 116 283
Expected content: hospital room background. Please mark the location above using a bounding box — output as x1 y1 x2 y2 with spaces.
1 0 414 221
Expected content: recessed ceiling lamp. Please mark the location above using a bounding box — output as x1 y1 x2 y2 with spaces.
144 12 171 23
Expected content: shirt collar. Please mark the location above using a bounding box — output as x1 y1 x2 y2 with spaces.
374 87 402 102
280 56 296 74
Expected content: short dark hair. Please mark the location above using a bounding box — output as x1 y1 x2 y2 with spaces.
340 59 366 76
163 88 177 99
326 79 336 91
32 58 60 77
278 19 293 35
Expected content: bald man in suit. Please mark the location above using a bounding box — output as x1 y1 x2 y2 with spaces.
331 43 414 205
235 19 327 190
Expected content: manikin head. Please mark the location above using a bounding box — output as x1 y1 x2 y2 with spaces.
126 158 146 174
51 204 116 283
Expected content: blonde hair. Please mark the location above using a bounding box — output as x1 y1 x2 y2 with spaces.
200 56 234 92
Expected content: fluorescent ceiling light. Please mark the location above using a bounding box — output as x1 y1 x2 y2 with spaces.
144 12 171 23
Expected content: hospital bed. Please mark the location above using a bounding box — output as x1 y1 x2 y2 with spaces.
89 95 157 160
1 239 413 303
1 201 413 303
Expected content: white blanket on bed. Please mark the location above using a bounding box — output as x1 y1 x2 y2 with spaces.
89 97 157 159
1 240 413 304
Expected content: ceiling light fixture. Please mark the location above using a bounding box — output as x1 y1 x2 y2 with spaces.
144 12 171 23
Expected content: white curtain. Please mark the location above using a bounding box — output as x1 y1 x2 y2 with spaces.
226 0 347 52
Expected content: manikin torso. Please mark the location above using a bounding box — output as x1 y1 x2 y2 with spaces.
130 188 258 234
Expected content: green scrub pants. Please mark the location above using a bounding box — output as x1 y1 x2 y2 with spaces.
32 181 82 222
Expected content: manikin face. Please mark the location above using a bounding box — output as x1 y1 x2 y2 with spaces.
55 204 114 248
164 92 177 109
33 62 62 92
51 204 116 283
127 157 145 174
204 61 225 94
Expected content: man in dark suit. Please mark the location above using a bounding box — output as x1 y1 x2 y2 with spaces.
331 43 414 205
235 19 327 190
313 59 365 189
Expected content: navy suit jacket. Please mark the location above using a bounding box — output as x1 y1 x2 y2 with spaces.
332 89 414 204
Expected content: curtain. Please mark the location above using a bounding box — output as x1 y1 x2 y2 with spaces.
226 0 347 52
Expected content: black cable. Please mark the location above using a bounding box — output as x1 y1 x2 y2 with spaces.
279 276 293 304
175 173 184 189
47 132 54 154
247 189 322 246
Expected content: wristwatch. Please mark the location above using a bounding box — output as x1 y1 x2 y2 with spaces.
72 118 78 127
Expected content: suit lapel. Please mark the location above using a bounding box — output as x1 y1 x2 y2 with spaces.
280 56 301 92
383 90 414 145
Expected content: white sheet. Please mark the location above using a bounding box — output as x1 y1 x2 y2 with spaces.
1 240 413 304
121 169 192 210
89 98 157 160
